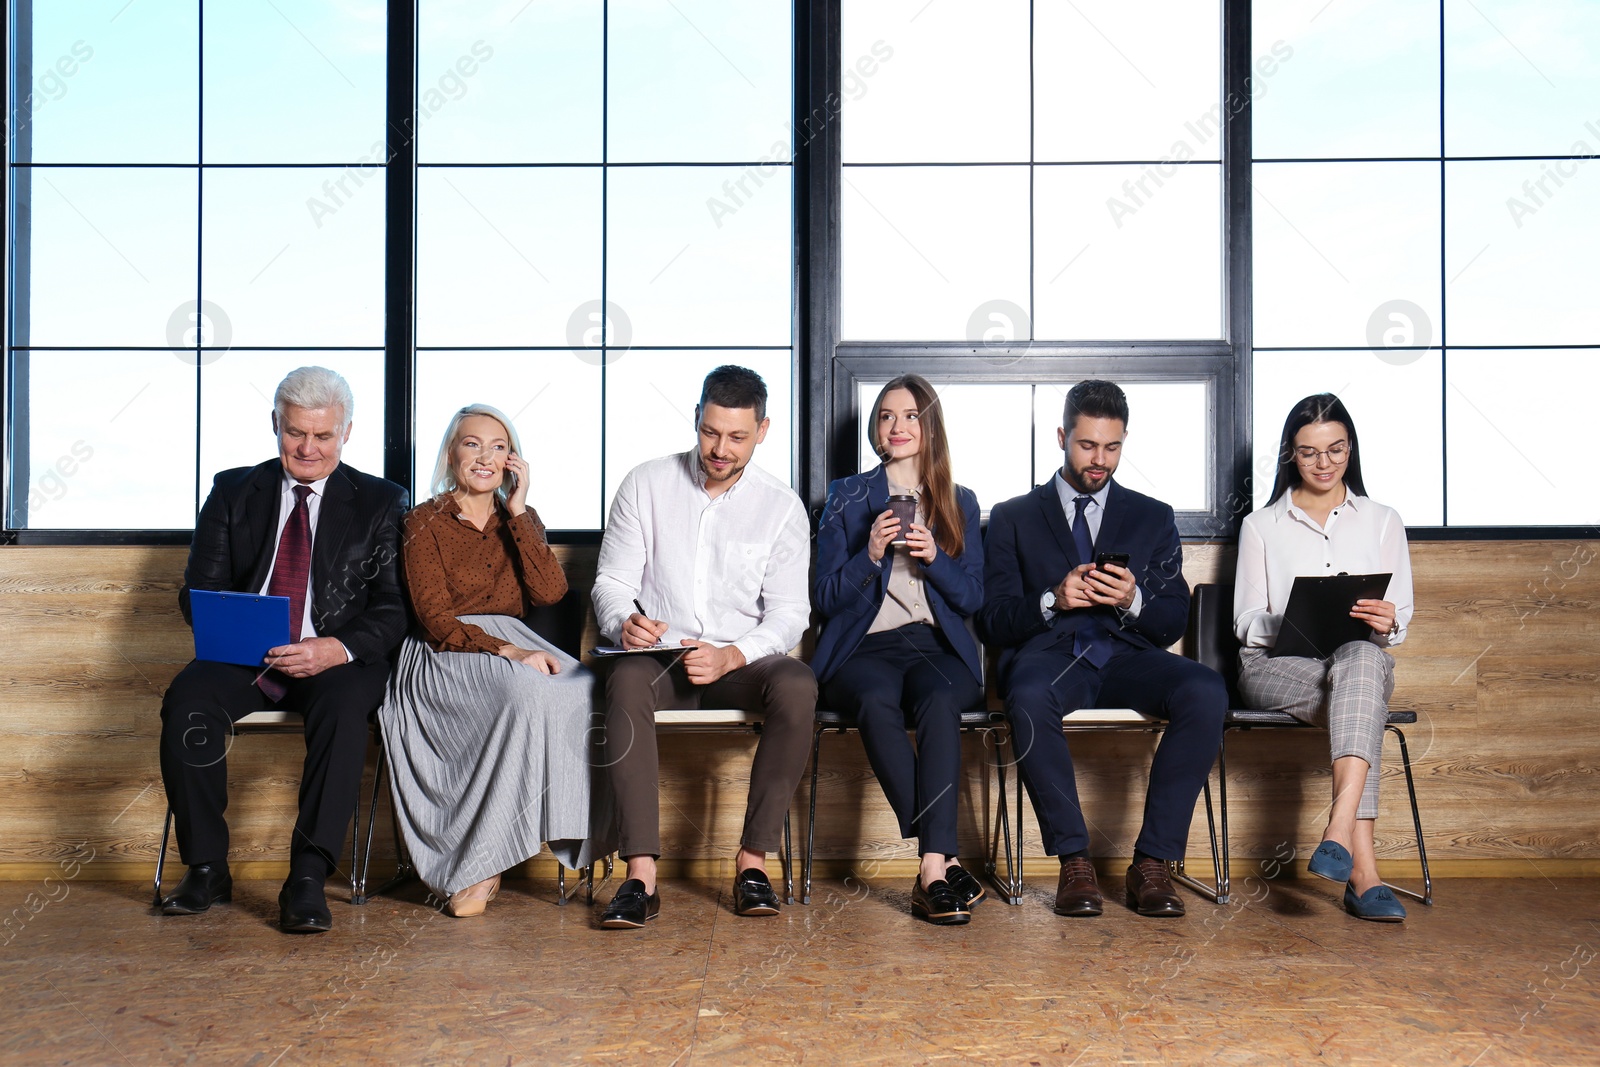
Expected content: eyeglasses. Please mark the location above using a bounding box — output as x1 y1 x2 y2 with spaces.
1293 443 1350 465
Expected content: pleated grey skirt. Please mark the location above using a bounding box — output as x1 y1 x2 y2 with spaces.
378 615 615 896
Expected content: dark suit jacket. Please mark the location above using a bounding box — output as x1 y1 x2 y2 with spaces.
810 466 984 686
977 477 1189 683
180 459 410 666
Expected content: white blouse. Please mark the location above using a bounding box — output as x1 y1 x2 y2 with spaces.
1233 490 1414 650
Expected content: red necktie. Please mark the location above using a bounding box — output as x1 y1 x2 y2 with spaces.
257 485 313 700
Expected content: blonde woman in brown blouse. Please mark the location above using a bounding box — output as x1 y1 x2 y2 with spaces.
378 405 612 917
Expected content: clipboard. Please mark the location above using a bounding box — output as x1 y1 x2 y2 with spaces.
591 645 689 659
1270 572 1392 660
191 590 293 667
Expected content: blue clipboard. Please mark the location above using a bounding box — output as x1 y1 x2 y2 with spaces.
191 590 293 667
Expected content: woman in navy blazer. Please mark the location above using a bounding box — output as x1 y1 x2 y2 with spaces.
812 374 985 925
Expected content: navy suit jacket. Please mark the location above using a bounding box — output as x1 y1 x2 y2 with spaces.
810 466 984 687
977 477 1189 685
179 459 410 666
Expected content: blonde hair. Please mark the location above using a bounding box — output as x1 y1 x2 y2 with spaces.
430 404 524 501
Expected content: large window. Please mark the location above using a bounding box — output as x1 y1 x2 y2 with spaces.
1251 0 1600 528
9 0 387 530
6 1 1596 540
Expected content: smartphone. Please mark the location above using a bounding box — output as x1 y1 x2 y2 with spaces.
1094 551 1130 571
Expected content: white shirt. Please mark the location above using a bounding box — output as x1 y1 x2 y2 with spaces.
1038 472 1144 621
593 450 811 663
260 470 329 643
1234 489 1414 649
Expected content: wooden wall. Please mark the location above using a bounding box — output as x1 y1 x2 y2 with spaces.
0 540 1595 882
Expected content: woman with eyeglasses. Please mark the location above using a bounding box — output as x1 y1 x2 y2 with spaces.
812 374 986 925
1233 394 1415 922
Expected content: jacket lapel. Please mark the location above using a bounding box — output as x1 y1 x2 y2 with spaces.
313 465 356 595
244 462 282 592
1034 479 1081 567
865 465 890 516
1096 480 1128 555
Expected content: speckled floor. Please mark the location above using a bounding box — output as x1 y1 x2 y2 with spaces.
2 873 1596 1065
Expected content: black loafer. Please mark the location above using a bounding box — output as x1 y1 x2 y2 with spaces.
159 863 232 915
277 875 333 934
944 863 985 908
732 868 781 917
599 878 660 929
911 876 970 926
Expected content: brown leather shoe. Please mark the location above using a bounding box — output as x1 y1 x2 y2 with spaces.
1125 858 1185 917
1053 856 1103 917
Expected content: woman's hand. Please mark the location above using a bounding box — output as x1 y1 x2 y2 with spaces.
904 521 936 563
498 645 560 674
866 507 901 564
1350 598 1397 636
504 452 530 515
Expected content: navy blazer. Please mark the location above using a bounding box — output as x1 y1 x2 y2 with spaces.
180 459 410 666
810 466 984 686
977 477 1189 683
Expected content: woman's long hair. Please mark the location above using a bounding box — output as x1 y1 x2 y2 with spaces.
430 403 524 503
868 375 964 558
1266 393 1368 506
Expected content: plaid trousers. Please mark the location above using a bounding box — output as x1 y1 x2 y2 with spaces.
1237 640 1395 820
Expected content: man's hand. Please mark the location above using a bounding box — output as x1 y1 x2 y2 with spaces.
1052 564 1098 611
265 637 348 679
623 612 668 650
678 640 746 686
1084 562 1136 609
498 645 560 674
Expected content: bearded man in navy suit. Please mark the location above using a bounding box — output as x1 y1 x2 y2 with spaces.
978 379 1225 919
157 367 408 933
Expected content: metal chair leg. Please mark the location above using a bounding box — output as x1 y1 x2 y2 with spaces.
1171 738 1229 904
153 808 174 908
985 728 1024 905
782 809 795 905
353 739 388 905
1383 725 1433 905
803 725 824 905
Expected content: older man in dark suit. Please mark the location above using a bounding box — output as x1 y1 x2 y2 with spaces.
978 379 1225 919
157 367 407 933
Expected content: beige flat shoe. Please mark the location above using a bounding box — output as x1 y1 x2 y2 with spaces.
444 874 501 918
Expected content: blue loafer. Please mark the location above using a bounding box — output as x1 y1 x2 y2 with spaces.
1344 882 1407 922
1307 839 1354 883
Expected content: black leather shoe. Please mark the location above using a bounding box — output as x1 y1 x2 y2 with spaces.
1053 857 1103 917
911 876 970 925
159 863 232 915
599 879 660 929
944 862 985 908
732 868 781 917
1125 858 1186 917
278 875 333 933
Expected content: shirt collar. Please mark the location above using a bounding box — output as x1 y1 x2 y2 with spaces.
684 447 749 499
1054 470 1110 513
280 469 330 499
1275 486 1362 523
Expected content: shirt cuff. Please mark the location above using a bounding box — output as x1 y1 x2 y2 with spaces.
1123 586 1144 621
339 640 353 664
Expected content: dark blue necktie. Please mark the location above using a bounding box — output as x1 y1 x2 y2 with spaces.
1070 494 1112 668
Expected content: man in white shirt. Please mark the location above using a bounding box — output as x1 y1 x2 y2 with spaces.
592 366 814 928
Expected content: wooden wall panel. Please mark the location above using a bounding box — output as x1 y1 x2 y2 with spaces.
0 539 1594 880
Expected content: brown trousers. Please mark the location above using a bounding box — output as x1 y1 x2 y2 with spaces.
602 653 817 857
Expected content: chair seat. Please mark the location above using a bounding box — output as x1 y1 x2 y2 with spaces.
812 706 1001 729
1062 708 1161 726
654 708 764 727
1225 708 1417 727
234 711 298 729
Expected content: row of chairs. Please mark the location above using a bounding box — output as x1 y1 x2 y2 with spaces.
154 584 1432 910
